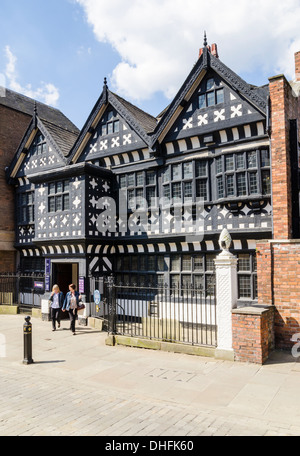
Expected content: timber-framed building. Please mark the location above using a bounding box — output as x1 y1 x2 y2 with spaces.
6 39 273 305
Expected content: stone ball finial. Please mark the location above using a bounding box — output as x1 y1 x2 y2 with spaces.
219 228 232 251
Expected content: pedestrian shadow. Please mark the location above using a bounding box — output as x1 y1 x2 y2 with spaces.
61 327 102 334
32 360 66 365
73 329 103 335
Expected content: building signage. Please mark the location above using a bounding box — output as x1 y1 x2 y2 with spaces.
45 259 51 275
34 281 44 291
45 259 51 292
45 276 51 293
79 277 85 294
94 290 101 305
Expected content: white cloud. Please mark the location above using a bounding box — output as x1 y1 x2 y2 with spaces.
77 45 92 56
76 0 300 103
4 45 60 107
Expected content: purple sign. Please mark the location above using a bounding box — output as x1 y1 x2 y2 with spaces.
45 259 51 275
45 259 51 292
45 275 51 293
79 277 85 294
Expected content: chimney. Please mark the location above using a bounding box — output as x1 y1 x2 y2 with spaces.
199 42 219 59
295 51 300 81
211 43 219 58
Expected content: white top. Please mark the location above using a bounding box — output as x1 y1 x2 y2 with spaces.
52 293 60 309
70 295 77 310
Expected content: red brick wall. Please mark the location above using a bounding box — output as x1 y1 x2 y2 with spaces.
268 74 299 240
232 307 274 364
257 240 300 350
0 104 31 272
0 251 16 273
0 105 31 232
256 241 273 307
256 55 300 354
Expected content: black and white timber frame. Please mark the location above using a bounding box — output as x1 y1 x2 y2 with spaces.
6 42 272 304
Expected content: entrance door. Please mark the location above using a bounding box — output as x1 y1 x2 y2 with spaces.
52 263 78 296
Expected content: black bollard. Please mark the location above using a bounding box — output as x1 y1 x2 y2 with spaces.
23 316 34 365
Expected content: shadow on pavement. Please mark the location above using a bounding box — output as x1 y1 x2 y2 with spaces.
32 360 66 365
264 349 300 365
73 328 104 335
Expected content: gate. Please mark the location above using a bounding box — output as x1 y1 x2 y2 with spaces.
0 273 45 311
104 276 217 348
89 275 109 329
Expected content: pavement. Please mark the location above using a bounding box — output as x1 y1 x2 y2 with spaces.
0 314 300 437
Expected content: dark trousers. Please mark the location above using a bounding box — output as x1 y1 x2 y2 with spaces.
68 309 77 333
51 307 61 330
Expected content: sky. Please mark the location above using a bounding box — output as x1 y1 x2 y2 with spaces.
1 0 300 129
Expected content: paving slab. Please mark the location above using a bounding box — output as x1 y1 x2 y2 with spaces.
0 314 300 436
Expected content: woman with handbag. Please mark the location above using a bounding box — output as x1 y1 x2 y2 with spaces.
49 284 64 331
62 284 82 335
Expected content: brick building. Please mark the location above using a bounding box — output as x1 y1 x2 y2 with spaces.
232 50 300 362
6 39 272 309
0 88 79 272
3 40 300 361
256 52 300 353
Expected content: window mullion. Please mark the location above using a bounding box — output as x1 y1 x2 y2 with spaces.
257 150 263 194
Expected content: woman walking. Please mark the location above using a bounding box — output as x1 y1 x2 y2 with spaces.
62 284 81 335
49 285 64 331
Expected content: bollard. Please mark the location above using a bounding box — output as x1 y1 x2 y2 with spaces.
23 316 34 365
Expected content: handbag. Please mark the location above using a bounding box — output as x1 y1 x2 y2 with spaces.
77 303 85 311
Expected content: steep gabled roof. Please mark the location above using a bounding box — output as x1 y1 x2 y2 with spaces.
6 113 78 181
111 92 158 133
108 90 156 143
68 81 157 164
0 86 79 134
150 45 269 148
41 120 79 157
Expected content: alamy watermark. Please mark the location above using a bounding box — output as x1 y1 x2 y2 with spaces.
291 333 300 358
95 190 205 243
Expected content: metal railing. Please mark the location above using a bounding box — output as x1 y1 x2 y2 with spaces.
105 278 217 348
0 273 45 309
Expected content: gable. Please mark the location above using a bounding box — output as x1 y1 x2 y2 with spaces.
16 129 66 178
164 70 266 143
151 46 268 151
77 104 149 163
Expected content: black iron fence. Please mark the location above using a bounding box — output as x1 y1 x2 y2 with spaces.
103 276 217 348
0 273 45 309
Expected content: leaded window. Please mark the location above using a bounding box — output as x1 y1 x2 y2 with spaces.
31 133 47 156
100 110 120 136
19 191 35 224
215 149 271 199
262 171 271 195
162 160 209 206
198 77 224 109
237 253 257 300
115 253 214 295
116 252 257 302
195 161 208 201
48 180 70 213
169 254 215 296
116 255 166 286
119 170 157 210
